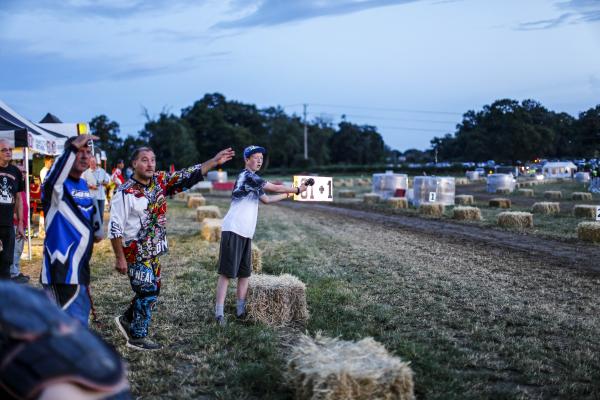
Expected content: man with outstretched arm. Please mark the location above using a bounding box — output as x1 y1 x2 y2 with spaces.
214 145 308 325
110 146 235 350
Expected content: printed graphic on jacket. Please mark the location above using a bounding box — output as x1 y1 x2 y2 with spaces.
222 169 266 239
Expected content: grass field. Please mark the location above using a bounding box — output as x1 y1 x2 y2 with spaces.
21 195 600 399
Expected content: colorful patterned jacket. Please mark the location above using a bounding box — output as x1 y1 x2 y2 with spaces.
108 165 204 263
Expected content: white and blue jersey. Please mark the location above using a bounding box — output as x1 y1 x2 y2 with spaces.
222 169 266 239
41 145 95 285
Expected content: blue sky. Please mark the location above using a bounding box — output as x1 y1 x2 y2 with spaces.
1 0 599 152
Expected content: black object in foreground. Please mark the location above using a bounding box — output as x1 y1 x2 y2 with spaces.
305 178 315 186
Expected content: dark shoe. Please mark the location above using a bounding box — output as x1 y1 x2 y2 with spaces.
215 315 226 326
10 274 29 284
236 312 249 322
127 337 162 351
114 315 131 342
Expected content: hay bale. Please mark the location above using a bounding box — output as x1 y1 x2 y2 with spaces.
572 192 593 201
187 195 206 208
489 198 511 208
577 222 600 243
345 178 354 187
531 202 560 215
199 218 222 242
246 274 308 327
573 205 598 220
517 188 534 197
195 205 221 222
287 334 414 400
338 190 356 199
387 197 408 209
455 194 474 206
455 177 469 185
453 206 481 221
363 193 381 205
173 191 188 201
251 243 262 273
418 202 445 217
497 211 533 229
543 190 562 200
495 188 511 195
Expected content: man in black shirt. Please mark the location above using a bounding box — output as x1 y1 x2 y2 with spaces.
0 139 24 280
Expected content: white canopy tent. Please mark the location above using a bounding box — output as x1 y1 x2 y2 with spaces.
542 161 577 179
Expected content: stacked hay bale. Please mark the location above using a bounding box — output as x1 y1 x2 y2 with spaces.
196 205 221 222
246 274 308 327
497 212 533 229
200 218 222 242
531 202 560 215
543 191 562 200
287 334 414 400
453 206 482 221
338 190 356 199
489 198 511 208
517 188 534 197
577 222 600 243
573 205 598 220
251 243 262 273
572 192 593 201
363 193 381 205
187 194 206 208
418 203 445 217
387 197 408 209
455 194 474 206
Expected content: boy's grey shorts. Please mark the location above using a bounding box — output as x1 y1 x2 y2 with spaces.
218 231 252 278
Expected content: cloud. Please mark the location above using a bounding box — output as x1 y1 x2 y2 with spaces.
517 0 600 30
214 0 421 29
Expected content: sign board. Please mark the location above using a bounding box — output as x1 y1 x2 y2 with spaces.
596 206 600 221
429 192 437 202
293 176 333 202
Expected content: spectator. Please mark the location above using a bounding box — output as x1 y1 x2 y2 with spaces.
83 156 110 223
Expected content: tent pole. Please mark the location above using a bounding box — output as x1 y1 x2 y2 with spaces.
24 147 32 261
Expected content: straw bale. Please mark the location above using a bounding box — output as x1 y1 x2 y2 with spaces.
387 197 408 209
573 205 598 220
287 334 414 400
497 211 533 229
187 195 206 208
363 193 381 205
495 188 511 195
453 206 481 221
246 274 308 327
572 192 593 201
195 205 221 222
199 218 222 242
517 188 534 197
577 222 600 243
355 178 369 187
338 190 356 199
173 191 188 201
251 243 262 273
418 203 445 217
531 202 560 215
543 190 562 200
489 198 511 208
344 178 354 187
455 177 469 185
455 194 474 206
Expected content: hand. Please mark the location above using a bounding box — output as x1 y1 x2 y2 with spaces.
212 148 235 167
299 183 308 193
16 224 25 239
115 258 127 275
71 134 99 150
89 184 98 190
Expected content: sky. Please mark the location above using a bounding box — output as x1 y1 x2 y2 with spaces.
1 0 599 152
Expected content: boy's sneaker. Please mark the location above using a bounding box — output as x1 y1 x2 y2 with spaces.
215 315 226 326
127 337 162 351
114 315 131 342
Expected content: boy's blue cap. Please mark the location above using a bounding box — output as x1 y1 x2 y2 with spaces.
244 145 266 159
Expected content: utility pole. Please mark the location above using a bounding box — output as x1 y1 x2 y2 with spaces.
303 103 308 160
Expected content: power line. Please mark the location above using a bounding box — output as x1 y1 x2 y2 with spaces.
307 112 457 124
308 103 463 116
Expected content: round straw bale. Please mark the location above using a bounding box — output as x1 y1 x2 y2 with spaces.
200 218 222 242
497 211 533 229
247 274 308 327
495 188 511 195
577 221 600 243
195 205 221 222
455 194 474 206
387 197 408 209
517 188 534 197
531 202 560 215
363 193 381 205
489 198 511 208
418 202 445 217
453 206 481 221
572 192 593 201
573 205 598 220
287 334 414 400
187 195 206 208
543 190 562 200
338 190 356 199
251 243 262 273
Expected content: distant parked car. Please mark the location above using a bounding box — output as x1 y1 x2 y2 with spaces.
475 167 486 176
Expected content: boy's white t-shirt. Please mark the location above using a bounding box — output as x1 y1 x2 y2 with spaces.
222 169 266 239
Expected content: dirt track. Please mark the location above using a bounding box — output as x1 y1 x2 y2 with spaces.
282 201 600 274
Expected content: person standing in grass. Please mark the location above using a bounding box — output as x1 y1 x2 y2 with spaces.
214 145 308 326
110 146 234 351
